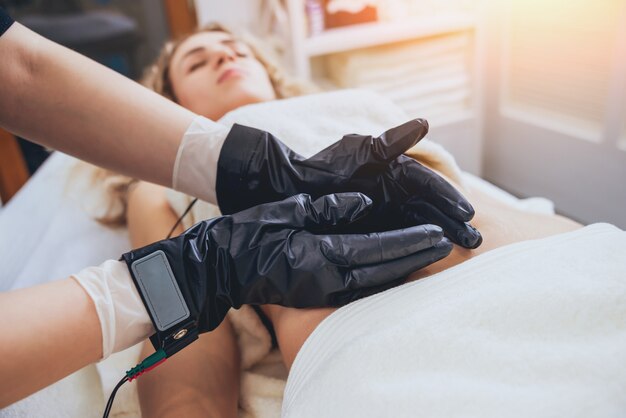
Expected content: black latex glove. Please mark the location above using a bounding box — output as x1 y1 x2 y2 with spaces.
122 193 451 338
216 119 482 249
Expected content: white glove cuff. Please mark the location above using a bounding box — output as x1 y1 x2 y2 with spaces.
72 260 154 360
173 115 229 205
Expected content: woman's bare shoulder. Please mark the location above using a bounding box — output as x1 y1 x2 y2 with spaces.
127 182 179 246
127 181 169 208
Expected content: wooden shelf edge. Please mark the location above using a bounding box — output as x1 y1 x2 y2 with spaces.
305 14 476 57
0 129 29 204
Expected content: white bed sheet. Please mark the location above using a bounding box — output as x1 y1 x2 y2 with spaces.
0 152 130 292
0 89 556 417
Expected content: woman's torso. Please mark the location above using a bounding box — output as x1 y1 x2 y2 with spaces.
269 184 583 369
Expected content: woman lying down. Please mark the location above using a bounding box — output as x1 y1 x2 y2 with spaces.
89 25 626 418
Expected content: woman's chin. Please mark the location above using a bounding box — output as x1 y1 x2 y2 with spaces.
195 90 275 120
227 91 272 110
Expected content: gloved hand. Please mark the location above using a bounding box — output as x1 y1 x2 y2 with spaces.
216 119 482 249
122 193 451 351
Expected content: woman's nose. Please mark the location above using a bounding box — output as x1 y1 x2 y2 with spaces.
213 48 236 70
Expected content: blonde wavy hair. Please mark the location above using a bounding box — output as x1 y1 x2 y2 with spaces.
88 23 316 226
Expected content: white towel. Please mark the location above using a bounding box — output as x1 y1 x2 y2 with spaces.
282 223 626 417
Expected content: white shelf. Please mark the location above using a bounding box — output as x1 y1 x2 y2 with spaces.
283 0 482 173
305 14 476 57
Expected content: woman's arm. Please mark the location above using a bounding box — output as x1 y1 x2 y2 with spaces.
127 183 240 418
0 22 195 187
126 182 184 247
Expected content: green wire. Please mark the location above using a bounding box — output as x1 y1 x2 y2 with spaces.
125 348 167 381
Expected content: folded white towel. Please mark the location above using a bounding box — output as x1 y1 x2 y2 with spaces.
283 223 626 417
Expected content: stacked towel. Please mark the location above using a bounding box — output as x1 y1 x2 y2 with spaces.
324 32 474 124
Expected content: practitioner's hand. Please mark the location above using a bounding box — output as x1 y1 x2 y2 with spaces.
216 119 481 248
122 193 451 340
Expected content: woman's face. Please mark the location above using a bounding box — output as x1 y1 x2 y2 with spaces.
168 31 277 120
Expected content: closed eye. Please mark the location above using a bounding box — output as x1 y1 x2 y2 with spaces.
188 60 207 73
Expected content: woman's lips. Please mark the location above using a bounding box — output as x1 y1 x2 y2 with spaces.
217 68 244 84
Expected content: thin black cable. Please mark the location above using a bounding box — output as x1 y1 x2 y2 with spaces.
166 198 198 239
102 375 128 418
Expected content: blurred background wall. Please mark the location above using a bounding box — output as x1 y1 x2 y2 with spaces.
1 0 625 228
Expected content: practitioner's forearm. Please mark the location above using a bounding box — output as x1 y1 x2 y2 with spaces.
0 23 195 188
0 278 102 407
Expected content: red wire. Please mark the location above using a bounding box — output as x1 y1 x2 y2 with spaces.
128 358 167 382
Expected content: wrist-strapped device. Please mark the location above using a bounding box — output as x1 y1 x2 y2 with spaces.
127 250 199 357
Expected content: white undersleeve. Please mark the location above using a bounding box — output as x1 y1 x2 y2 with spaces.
172 116 229 206
72 259 154 360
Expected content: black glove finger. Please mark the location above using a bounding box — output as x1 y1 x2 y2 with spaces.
346 238 453 289
373 118 429 162
229 192 372 231
307 118 429 173
403 159 475 222
320 224 444 266
404 200 482 249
